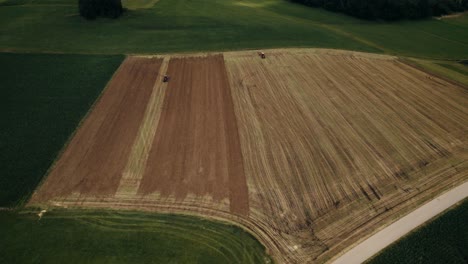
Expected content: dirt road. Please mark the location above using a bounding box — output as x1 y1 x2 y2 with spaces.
331 181 468 264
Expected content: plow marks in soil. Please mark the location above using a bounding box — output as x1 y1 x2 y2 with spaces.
139 55 248 216
31 55 249 216
224 49 468 263
31 57 163 200
30 49 468 263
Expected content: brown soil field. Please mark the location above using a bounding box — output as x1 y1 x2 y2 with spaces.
31 57 163 201
139 55 248 216
30 49 468 264
224 49 467 263
31 54 249 217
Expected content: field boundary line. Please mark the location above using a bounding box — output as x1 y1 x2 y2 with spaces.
330 180 468 264
317 23 390 54
417 29 468 47
398 58 468 90
0 47 465 61
35 198 283 263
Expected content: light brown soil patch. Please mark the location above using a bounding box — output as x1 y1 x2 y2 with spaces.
139 54 249 216
31 57 163 201
116 56 171 197
224 49 468 263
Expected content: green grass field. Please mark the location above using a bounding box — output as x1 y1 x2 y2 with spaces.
407 59 468 87
368 199 468 264
122 0 160 9
0 0 467 59
0 209 271 264
0 53 123 207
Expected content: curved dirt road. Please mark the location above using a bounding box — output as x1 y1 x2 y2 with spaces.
331 181 468 264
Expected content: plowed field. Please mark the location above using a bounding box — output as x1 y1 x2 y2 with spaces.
31 54 249 217
139 55 248 216
30 49 468 264
31 57 163 201
224 49 467 263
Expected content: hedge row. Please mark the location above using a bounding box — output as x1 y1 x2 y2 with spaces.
79 0 123 20
291 0 468 20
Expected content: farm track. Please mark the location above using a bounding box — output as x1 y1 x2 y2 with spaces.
331 181 468 264
29 49 468 263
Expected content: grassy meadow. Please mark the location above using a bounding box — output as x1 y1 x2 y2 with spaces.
0 0 466 59
122 0 160 9
368 199 468 264
0 53 123 207
0 0 467 263
0 209 271 264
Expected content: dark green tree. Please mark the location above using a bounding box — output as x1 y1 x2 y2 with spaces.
289 0 468 20
79 0 123 20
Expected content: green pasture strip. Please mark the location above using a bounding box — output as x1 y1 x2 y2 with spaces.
0 209 271 264
0 0 466 58
338 18 468 59
122 0 160 10
0 0 375 55
406 58 468 87
0 53 123 207
368 199 468 264
436 62 468 77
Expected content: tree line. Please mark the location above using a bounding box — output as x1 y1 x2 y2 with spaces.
79 0 123 19
290 0 468 20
